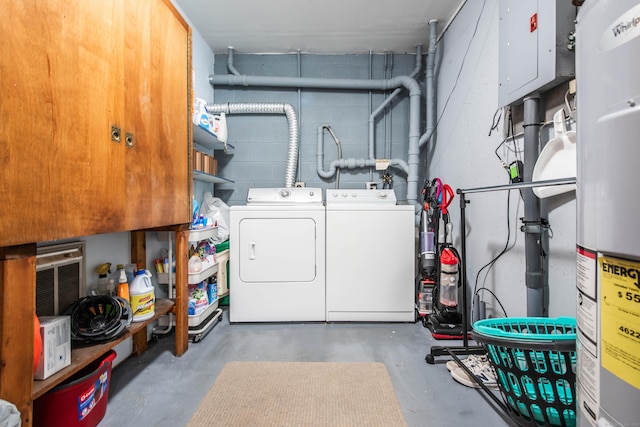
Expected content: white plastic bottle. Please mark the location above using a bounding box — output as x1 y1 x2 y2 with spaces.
129 270 155 322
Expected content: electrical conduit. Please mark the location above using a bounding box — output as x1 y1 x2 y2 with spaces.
522 93 546 317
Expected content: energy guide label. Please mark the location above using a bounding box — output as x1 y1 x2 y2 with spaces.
599 255 640 389
577 246 598 355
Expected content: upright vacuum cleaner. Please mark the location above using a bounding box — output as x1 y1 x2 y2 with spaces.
416 178 466 339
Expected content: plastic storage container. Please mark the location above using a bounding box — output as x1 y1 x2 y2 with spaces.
215 242 230 305
438 247 458 307
472 317 577 427
129 270 155 322
33 350 117 427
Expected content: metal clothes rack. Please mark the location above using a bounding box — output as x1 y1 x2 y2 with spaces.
425 177 577 365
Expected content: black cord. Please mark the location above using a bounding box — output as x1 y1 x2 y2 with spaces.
494 136 508 172
474 287 509 318
434 0 487 134
488 108 502 137
471 190 518 322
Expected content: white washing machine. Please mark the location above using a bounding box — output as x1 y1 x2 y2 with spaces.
325 189 415 322
229 187 325 322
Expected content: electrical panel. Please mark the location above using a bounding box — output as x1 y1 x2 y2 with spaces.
498 0 576 107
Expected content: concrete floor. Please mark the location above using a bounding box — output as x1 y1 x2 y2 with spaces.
100 308 514 427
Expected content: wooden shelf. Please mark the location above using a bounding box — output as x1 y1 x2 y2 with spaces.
32 298 175 400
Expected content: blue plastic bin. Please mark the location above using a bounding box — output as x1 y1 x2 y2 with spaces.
472 317 577 427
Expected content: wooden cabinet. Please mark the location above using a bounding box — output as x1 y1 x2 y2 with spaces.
1 0 126 245
0 0 191 246
0 1 192 425
123 0 192 231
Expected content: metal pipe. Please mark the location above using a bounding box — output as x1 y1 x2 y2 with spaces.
226 47 240 76
211 73 420 93
384 51 392 159
317 124 408 179
211 70 422 209
457 177 576 194
317 125 343 188
368 45 423 160
419 20 439 149
207 102 299 188
522 93 546 317
297 50 302 182
369 50 374 181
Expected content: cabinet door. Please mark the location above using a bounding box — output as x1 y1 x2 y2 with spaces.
123 0 191 231
0 0 126 246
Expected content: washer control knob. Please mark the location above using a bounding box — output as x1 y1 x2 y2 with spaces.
280 189 291 198
309 190 315 197
377 192 387 199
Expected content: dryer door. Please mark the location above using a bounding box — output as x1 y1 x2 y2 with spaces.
238 217 317 283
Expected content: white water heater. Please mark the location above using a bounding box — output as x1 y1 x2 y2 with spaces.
575 1 640 425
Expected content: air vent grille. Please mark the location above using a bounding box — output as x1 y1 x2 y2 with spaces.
35 242 85 317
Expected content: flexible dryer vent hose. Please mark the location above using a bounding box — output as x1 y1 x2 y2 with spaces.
206 103 299 188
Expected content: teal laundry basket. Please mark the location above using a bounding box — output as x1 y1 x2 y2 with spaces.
471 317 577 427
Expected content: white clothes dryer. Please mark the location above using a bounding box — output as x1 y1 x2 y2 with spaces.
229 188 325 322
325 189 415 322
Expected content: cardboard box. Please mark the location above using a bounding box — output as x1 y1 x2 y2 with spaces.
35 316 71 380
194 151 204 172
203 154 211 175
210 158 218 175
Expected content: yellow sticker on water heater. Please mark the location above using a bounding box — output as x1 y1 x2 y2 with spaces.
599 255 640 389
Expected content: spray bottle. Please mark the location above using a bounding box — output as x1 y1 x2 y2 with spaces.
116 266 129 300
95 263 112 295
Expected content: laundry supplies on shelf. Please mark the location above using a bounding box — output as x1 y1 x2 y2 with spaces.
129 270 155 323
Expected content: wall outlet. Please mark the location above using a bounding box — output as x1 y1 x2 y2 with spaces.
294 182 305 188
365 181 378 190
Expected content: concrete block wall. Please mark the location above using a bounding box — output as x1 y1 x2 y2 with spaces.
429 0 577 319
210 53 421 206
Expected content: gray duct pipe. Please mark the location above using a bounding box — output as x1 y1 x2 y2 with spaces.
317 125 409 179
368 44 423 160
213 73 421 94
419 20 438 148
206 102 299 188
522 94 546 317
212 60 422 210
317 125 343 188
227 47 240 76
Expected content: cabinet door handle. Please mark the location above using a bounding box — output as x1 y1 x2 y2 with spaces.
249 242 256 260
111 126 121 142
125 132 134 148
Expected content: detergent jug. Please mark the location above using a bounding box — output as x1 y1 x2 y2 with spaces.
129 270 155 322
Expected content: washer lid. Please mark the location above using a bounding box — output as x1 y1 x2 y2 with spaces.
247 187 323 205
